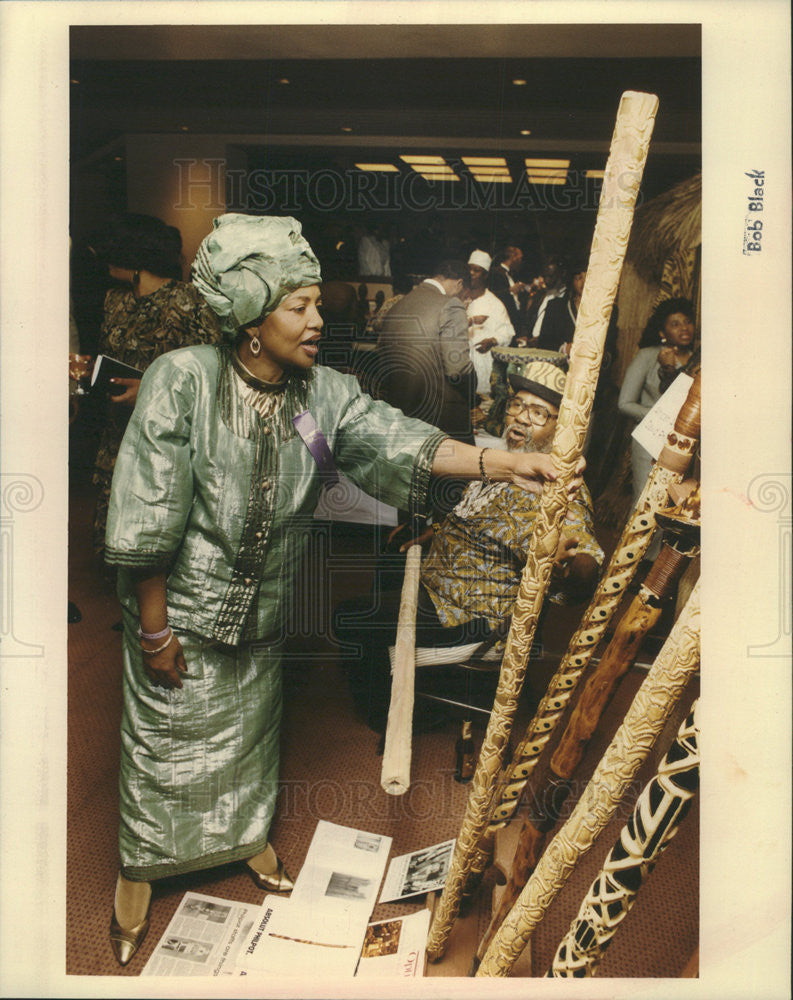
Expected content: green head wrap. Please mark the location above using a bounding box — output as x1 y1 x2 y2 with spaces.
191 214 321 337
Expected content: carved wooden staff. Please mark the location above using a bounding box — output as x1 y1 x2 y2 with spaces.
476 579 700 977
380 544 422 795
474 483 700 961
426 90 659 961
463 371 701 898
547 699 699 977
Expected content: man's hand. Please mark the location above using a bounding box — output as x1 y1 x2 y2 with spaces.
553 535 580 577
475 337 498 353
110 377 142 406
141 633 188 690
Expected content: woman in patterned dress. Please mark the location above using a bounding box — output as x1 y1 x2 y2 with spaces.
90 214 223 556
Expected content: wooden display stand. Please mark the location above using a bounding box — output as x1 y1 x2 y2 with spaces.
423 820 532 978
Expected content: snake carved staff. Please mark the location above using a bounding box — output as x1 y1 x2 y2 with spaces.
463 371 701 899
476 579 701 977
474 482 701 963
547 698 699 978
426 89 660 962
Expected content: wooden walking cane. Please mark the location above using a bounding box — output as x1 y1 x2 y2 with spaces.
425 90 659 962
547 699 699 978
380 544 422 795
463 371 701 898
476 579 701 977
474 484 701 963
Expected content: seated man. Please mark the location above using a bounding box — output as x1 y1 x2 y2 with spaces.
334 359 604 731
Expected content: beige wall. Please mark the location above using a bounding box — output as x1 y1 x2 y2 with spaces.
125 134 230 277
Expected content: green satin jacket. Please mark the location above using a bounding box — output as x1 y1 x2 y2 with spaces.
106 344 445 644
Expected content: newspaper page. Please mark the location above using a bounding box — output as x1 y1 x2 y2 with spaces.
141 892 257 977
379 839 455 903
288 820 392 914
631 371 695 459
355 909 431 978
237 895 369 979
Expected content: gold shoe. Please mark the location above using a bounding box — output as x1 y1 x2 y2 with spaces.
247 850 295 893
109 910 150 966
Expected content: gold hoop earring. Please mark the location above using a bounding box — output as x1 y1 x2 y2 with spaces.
250 335 261 357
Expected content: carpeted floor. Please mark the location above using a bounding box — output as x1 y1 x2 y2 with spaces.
67 474 698 980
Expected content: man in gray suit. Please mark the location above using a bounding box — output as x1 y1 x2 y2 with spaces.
375 260 475 443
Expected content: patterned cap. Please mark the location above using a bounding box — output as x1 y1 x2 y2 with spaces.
191 214 321 337
508 359 567 408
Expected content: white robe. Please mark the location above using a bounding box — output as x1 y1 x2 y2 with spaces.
467 289 515 395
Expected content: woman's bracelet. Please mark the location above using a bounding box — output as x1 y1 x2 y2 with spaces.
140 630 175 656
138 624 171 641
479 447 493 487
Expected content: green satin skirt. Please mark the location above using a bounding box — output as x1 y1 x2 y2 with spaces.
118 616 283 881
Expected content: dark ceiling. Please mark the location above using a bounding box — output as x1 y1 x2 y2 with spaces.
71 24 701 167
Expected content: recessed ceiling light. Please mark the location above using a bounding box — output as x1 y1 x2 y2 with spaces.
114 156 124 162
512 78 527 86
520 129 532 136
400 155 448 165
413 166 457 175
471 174 512 184
419 172 460 182
462 156 507 167
71 78 80 85
355 163 400 172
180 125 189 132
525 158 570 168
585 170 605 179
277 77 290 85
341 126 353 133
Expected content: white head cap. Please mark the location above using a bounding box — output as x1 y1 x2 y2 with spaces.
468 249 493 271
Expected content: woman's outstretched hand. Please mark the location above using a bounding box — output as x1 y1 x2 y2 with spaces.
510 453 586 501
141 633 188 690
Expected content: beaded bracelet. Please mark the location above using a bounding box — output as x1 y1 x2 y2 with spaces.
140 630 175 656
479 447 493 487
138 624 171 641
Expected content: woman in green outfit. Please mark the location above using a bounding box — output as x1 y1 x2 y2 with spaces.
104 214 580 965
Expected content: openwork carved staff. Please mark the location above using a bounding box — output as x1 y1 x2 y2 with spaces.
380 543 422 795
426 90 660 962
476 580 700 977
547 699 699 977
474 484 700 961
464 371 701 896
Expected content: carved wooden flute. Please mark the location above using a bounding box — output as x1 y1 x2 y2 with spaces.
475 485 700 964
476 580 700 977
461 371 701 901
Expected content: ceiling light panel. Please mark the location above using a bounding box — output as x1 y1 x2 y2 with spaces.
354 163 400 172
400 155 448 165
524 158 571 168
462 156 507 167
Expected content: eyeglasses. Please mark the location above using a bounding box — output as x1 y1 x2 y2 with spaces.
505 396 557 427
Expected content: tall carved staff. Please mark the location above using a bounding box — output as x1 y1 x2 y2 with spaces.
474 483 700 961
547 699 699 978
476 580 700 977
426 90 660 961
464 371 701 897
